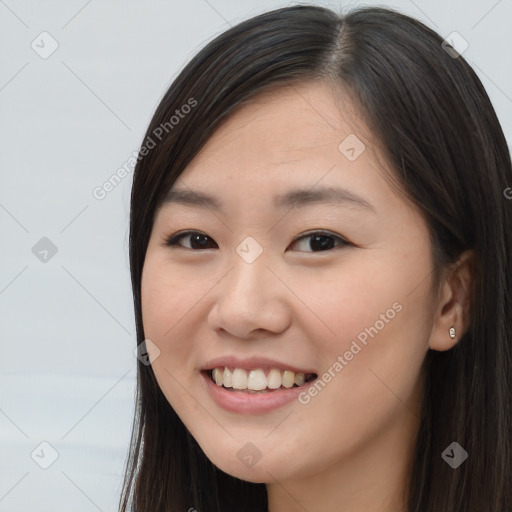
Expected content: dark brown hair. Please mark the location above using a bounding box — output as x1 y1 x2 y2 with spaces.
121 4 512 511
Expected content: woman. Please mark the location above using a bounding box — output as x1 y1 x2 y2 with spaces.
120 4 512 511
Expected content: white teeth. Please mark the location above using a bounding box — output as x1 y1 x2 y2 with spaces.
267 368 282 389
247 369 267 390
282 370 295 388
232 368 248 389
210 367 310 391
294 372 306 386
223 367 233 388
213 368 223 386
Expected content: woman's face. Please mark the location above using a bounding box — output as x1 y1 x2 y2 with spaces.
141 80 436 486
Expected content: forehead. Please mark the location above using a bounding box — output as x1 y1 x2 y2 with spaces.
191 80 373 164
173 80 395 209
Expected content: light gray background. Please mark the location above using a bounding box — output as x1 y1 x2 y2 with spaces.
1 0 510 510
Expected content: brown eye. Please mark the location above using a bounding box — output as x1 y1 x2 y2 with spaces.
289 231 349 252
165 231 218 250
164 230 349 252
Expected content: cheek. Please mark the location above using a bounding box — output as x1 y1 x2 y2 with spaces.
287 256 408 353
140 263 201 422
141 255 207 342
290 251 431 410
140 259 201 376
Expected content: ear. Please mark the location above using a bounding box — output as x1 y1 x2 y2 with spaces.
428 249 475 351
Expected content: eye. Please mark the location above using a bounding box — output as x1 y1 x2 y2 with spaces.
164 230 349 252
165 231 218 250
289 230 349 252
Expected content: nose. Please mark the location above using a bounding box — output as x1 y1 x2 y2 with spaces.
207 253 292 339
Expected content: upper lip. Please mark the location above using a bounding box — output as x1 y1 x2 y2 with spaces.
201 355 317 375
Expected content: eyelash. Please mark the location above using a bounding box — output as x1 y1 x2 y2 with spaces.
164 230 350 253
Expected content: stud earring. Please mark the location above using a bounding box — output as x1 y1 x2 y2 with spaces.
449 326 456 339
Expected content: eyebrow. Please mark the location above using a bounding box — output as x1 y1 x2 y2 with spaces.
163 185 376 214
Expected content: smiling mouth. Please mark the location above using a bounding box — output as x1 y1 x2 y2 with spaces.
204 367 318 393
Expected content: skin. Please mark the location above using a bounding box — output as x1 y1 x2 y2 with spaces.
141 80 473 512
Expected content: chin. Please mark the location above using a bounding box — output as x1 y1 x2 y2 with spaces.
200 441 307 484
227 467 271 483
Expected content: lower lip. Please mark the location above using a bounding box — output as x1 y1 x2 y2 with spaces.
201 371 315 414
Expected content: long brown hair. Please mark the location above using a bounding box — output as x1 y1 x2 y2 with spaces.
121 5 512 511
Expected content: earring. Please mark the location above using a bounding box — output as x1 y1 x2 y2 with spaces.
449 326 456 339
